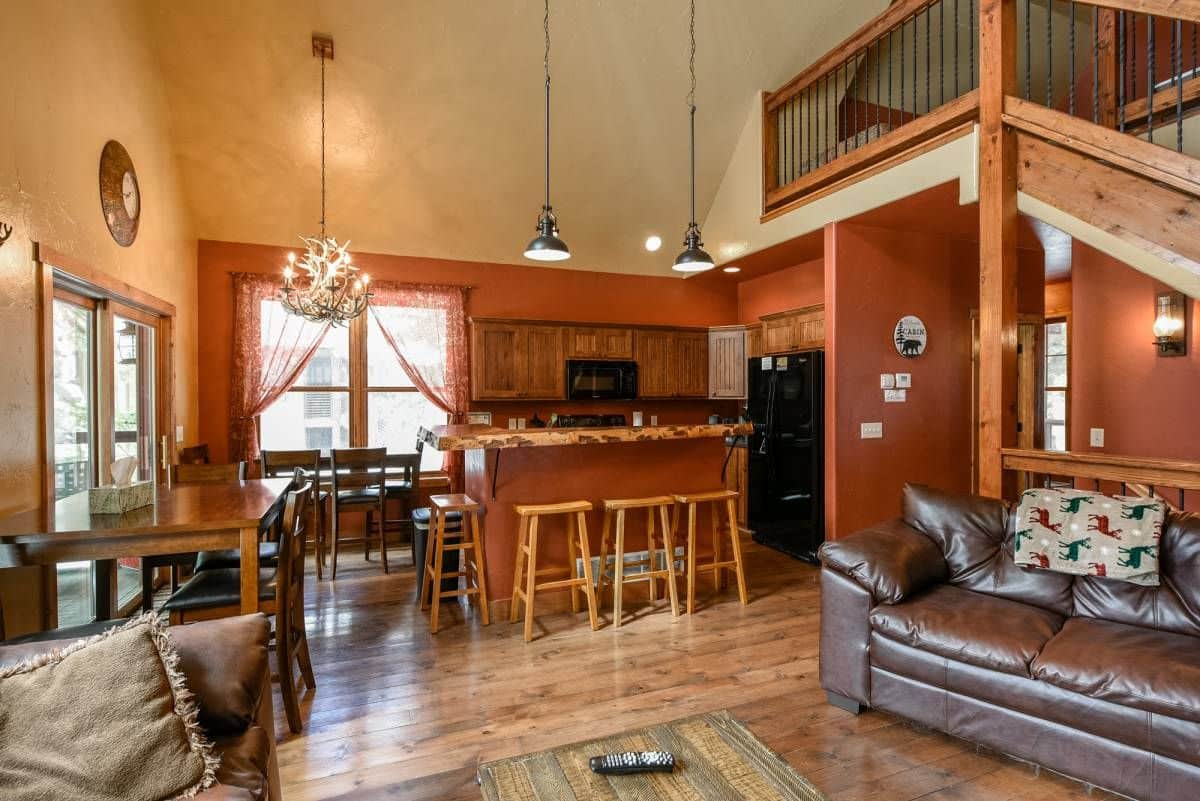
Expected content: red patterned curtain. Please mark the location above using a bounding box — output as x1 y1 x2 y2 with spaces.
367 282 469 487
229 272 330 463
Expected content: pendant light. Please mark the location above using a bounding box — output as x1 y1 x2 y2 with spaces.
672 0 714 273
524 0 570 261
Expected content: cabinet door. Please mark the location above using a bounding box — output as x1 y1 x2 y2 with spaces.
471 322 524 400
675 332 709 397
724 445 748 527
746 325 763 359
635 330 676 398
599 328 634 359
793 308 825 349
565 326 633 360
523 326 565 399
762 316 795 354
708 328 746 399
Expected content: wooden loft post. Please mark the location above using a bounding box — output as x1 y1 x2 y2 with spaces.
1095 9 1119 128
977 0 1018 498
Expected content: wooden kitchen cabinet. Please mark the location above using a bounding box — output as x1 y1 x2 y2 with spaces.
565 326 634 360
708 326 747 399
723 443 749 529
746 324 763 359
760 304 824 354
634 329 708 398
471 320 565 400
675 332 709 397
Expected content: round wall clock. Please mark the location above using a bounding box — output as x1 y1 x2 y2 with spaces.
99 140 140 247
894 315 928 358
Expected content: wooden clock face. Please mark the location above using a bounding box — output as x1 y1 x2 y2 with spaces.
99 140 140 247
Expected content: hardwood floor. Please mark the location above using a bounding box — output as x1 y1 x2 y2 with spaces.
274 541 1120 801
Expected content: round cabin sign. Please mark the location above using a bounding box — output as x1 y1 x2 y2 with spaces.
894 315 927 358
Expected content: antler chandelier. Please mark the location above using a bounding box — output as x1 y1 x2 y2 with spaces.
280 34 371 326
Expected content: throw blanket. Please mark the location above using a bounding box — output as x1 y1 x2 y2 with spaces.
1014 488 1164 586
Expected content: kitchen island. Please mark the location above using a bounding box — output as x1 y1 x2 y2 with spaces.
419 422 752 606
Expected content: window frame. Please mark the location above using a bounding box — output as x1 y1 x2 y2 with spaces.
1044 315 1070 452
258 306 446 458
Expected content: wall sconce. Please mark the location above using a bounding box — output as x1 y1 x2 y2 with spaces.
1152 290 1187 357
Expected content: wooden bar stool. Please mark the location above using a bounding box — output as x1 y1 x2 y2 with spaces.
509 501 600 642
672 489 748 615
421 494 490 634
597 496 679 627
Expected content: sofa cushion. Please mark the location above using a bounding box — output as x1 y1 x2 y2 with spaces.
902 483 1075 616
817 518 946 604
1032 617 1200 724
0 614 217 801
170 614 271 736
212 725 272 801
869 584 1065 676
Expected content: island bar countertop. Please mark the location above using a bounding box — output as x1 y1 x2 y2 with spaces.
420 422 753 451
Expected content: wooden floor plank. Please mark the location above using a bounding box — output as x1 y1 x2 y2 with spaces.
270 542 1122 801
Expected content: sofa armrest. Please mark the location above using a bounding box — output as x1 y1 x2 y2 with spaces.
170 613 271 736
818 518 947 604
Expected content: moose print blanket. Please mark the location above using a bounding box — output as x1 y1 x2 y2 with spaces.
1013 488 1164 586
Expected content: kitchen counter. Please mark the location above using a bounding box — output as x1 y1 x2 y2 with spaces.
420 422 752 451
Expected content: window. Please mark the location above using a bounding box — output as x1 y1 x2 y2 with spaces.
259 302 446 468
1044 319 1069 451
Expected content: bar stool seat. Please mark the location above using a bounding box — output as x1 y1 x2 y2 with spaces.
598 495 679 627
421 494 490 633
673 489 748 614
510 501 600 642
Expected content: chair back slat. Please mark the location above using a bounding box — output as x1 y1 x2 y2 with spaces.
276 478 311 660
331 448 387 493
261 450 321 479
172 461 247 484
387 453 422 496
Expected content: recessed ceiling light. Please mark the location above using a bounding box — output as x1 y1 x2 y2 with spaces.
645 235 662 252
723 266 741 273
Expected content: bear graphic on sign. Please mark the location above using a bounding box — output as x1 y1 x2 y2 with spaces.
894 315 927 359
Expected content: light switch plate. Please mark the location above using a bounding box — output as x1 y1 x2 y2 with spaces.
175 425 185 443
650 415 658 426
884 389 907 403
861 422 883 439
1090 428 1105 447
880 373 896 389
895 373 912 388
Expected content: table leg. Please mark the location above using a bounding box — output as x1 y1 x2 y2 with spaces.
240 526 260 614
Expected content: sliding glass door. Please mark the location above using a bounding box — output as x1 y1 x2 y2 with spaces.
112 312 157 482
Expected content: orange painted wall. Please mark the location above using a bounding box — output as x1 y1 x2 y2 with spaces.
196 240 739 461
1070 242 1200 459
736 258 824 323
823 222 1046 538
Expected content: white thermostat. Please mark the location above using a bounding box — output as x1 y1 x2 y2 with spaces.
895 373 912 388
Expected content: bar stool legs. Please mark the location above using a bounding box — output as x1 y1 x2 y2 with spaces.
510 501 599 642
421 494 489 634
673 490 748 615
597 496 679 627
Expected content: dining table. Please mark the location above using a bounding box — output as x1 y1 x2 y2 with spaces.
0 478 293 617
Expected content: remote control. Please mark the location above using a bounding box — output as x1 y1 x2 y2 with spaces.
588 750 675 775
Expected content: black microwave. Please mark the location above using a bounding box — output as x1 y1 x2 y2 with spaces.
566 360 638 400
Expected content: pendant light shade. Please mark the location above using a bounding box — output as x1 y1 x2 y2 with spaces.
673 0 714 274
524 0 570 262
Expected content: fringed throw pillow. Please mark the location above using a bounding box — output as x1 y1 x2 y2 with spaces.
1014 488 1164 586
0 613 218 801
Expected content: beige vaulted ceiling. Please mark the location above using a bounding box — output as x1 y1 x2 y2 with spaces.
144 0 884 276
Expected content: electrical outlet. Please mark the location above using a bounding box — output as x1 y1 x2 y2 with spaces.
884 388 907 403
1090 428 1105 447
880 373 896 389
861 422 883 439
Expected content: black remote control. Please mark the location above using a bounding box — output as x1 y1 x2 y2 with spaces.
588 750 675 775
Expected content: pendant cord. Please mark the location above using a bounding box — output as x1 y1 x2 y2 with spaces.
688 0 697 229
320 51 327 240
544 0 551 212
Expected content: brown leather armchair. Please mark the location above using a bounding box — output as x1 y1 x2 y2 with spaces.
0 614 280 801
819 484 1200 801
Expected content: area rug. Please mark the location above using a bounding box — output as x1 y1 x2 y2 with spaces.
477 710 826 800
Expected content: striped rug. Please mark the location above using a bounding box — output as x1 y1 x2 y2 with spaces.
477 710 826 801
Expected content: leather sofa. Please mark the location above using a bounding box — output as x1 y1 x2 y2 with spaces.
818 484 1200 801
0 614 281 801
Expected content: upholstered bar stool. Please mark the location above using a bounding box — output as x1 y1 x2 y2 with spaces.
672 489 748 615
421 494 490 634
597 496 679 627
510 501 600 642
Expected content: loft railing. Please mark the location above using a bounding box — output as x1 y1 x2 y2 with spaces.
763 0 1200 215
1002 448 1200 510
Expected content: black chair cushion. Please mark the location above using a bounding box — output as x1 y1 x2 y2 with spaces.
194 542 281 573
411 507 463 529
142 552 198 568
2 617 129 646
384 481 413 498
161 568 277 612
336 489 383 505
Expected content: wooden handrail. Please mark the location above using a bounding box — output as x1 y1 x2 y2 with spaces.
1067 0 1200 23
1002 448 1200 492
765 0 934 111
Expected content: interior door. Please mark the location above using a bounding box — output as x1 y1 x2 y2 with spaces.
971 316 1043 492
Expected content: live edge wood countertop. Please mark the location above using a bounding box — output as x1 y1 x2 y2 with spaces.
420 422 753 451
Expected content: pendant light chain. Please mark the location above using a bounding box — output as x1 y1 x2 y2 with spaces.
523 0 569 260
320 50 327 240
689 0 697 228
543 0 551 211
672 0 713 272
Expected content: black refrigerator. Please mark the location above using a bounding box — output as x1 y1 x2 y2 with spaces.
746 350 825 563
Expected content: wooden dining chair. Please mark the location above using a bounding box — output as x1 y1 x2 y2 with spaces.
0 543 128 645
142 461 249 611
177 443 211 465
330 447 388 580
162 473 316 733
374 452 421 560
260 450 328 579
